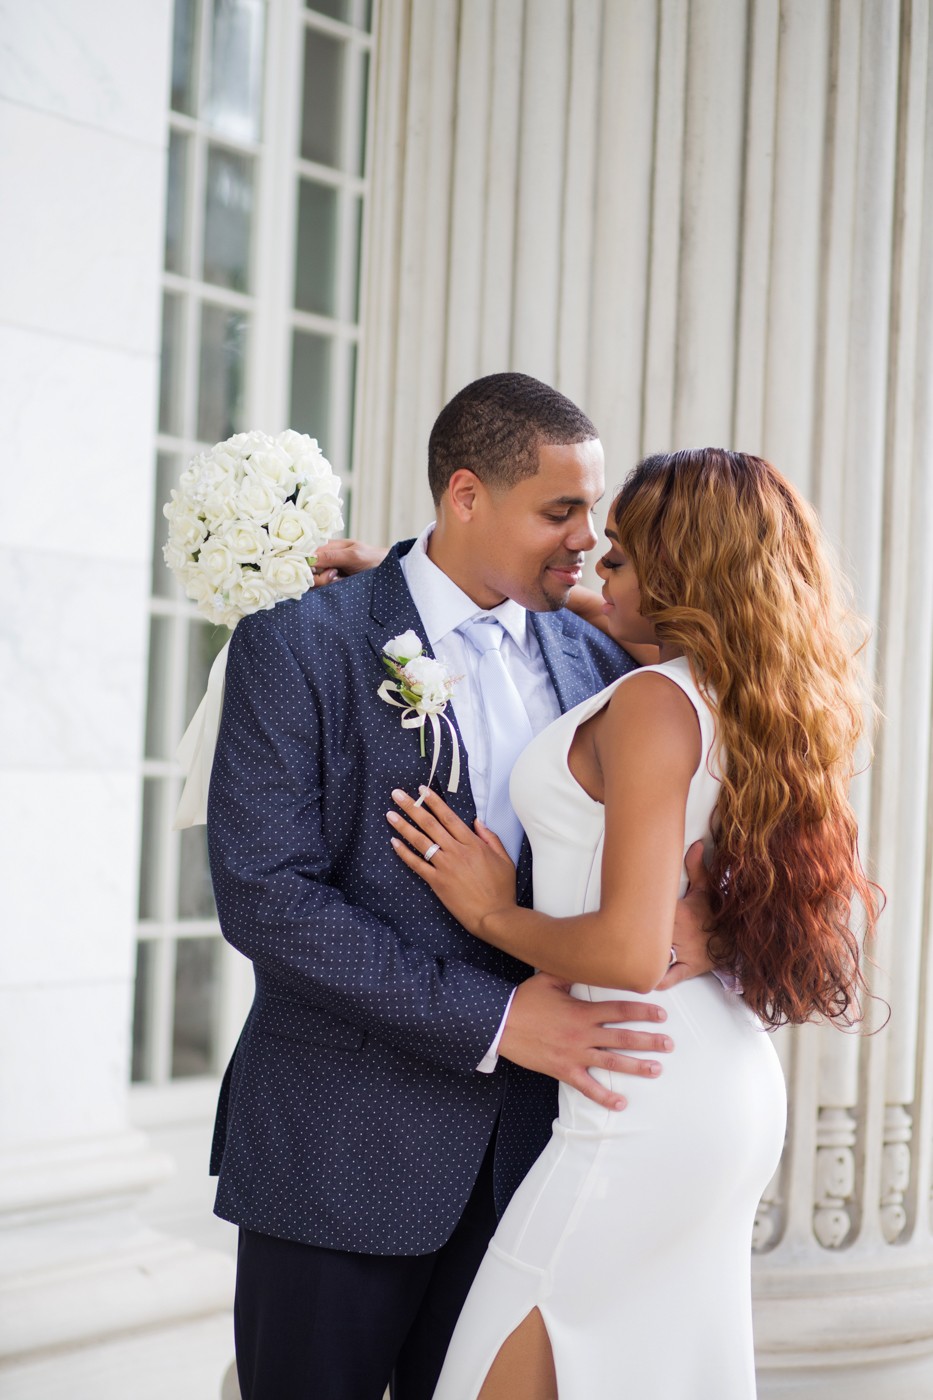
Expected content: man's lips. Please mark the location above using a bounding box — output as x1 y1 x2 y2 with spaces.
547 563 584 586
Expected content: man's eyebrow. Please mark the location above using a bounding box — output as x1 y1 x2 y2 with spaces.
543 495 591 506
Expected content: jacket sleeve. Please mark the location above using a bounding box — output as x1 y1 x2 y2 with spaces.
207 607 515 1077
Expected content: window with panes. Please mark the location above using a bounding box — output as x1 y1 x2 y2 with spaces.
133 0 374 1085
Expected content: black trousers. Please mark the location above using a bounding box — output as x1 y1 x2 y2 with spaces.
234 1133 498 1400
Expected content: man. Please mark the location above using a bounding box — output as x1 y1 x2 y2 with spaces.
208 374 711 1399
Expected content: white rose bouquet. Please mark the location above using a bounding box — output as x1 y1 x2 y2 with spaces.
166 429 343 832
163 428 344 627
378 632 462 803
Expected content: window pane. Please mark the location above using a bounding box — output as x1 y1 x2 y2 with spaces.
290 330 331 451
198 304 247 443
294 180 337 316
171 0 199 114
172 937 221 1076
159 291 184 437
179 825 217 919
204 0 266 143
307 0 372 29
352 193 363 322
165 130 189 273
203 145 253 292
131 940 155 1082
145 617 173 759
152 453 182 598
138 778 165 920
186 619 230 727
301 29 343 168
355 49 369 176
347 339 358 466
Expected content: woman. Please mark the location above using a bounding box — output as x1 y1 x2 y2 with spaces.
385 449 874 1400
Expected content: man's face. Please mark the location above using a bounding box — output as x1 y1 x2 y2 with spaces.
469 440 605 611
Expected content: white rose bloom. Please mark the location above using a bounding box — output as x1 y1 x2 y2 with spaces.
296 483 343 542
219 518 268 565
169 509 207 552
236 475 286 524
202 476 239 530
266 505 318 555
404 654 448 689
183 564 218 606
163 487 184 521
199 540 241 589
230 570 278 614
383 630 423 663
163 540 191 573
244 444 298 494
276 430 332 482
260 551 314 598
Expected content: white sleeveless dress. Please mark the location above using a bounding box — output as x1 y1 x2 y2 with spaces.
434 657 787 1400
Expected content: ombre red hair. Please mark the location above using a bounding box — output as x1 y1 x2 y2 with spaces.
614 449 877 1027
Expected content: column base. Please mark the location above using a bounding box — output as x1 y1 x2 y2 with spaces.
754 1260 933 1400
0 1131 235 1365
758 1345 933 1400
0 1313 235 1400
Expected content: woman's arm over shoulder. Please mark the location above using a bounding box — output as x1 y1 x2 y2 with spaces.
565 585 660 666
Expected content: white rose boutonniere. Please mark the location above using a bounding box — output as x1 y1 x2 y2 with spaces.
378 633 462 804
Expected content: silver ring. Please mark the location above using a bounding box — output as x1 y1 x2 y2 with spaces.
423 842 441 863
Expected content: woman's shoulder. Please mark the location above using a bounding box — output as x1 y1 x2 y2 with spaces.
603 661 703 773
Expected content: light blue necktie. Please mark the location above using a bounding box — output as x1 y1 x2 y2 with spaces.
460 618 534 864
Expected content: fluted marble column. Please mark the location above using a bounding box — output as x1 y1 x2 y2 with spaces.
358 1 933 1391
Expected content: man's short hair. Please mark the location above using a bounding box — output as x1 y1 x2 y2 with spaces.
427 373 598 504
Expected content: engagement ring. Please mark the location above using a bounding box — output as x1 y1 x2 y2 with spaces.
423 843 441 863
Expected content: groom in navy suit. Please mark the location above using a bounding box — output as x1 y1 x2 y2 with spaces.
208 374 706 1399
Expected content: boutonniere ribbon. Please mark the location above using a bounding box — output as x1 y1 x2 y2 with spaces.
378 630 461 805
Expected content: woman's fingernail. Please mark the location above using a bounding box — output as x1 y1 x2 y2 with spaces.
663 1037 673 1051
391 789 407 803
418 785 428 795
386 812 399 824
390 837 400 848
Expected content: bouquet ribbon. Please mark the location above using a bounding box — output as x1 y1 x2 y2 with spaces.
173 641 230 829
377 680 461 804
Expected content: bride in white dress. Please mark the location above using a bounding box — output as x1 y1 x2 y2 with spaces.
388 449 874 1400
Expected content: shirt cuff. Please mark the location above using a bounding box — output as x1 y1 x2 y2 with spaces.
476 987 517 1073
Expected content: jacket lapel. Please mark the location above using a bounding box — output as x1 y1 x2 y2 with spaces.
531 610 597 714
366 544 477 826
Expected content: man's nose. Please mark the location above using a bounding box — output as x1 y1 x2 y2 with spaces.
567 513 599 553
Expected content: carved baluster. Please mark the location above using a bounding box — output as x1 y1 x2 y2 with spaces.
753 1161 782 1252
813 1107 856 1248
880 1104 912 1243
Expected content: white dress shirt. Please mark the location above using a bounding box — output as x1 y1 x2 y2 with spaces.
401 524 561 1071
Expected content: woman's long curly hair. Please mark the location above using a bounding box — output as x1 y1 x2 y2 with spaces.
613 448 877 1027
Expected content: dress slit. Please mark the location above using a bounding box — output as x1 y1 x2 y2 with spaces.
473 1305 558 1400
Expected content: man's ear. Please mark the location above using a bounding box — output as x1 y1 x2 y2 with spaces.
446 469 481 524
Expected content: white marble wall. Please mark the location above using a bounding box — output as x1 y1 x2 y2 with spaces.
0 3 235 1393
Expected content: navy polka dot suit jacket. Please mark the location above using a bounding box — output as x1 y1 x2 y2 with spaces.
208 540 637 1255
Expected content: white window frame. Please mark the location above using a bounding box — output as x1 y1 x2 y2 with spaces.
133 0 377 1095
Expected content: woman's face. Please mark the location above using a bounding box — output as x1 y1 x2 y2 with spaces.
594 525 660 649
